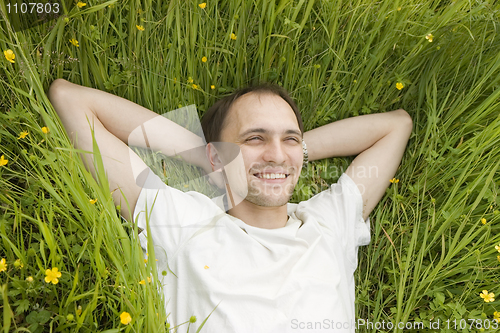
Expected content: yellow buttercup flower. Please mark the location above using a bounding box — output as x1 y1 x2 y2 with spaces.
139 279 146 285
192 84 198 89
494 311 500 323
230 33 237 40
211 85 215 90
4 49 15 63
425 33 434 42
26 276 33 282
0 155 8 166
136 25 145 31
18 131 29 139
69 39 79 47
42 126 49 133
497 255 500 262
76 2 86 8
198 2 206 9
481 218 487 225
14 259 23 268
480 290 495 303
495 244 500 253
0 258 7 272
396 82 404 90
201 56 207 63
45 267 62 284
120 312 132 325
89 198 97 204
389 178 399 183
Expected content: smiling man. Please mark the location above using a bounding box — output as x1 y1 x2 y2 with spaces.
49 80 412 332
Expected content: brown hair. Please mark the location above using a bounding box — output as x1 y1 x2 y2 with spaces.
201 84 303 143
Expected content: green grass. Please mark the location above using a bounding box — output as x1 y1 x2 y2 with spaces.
1 0 500 332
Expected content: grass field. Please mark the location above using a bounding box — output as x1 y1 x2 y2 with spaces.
1 0 500 332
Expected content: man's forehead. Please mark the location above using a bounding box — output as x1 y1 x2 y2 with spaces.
224 92 300 134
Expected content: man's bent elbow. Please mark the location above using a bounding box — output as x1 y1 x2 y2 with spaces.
48 78 68 103
395 109 413 129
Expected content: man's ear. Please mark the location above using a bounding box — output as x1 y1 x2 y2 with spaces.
206 143 223 171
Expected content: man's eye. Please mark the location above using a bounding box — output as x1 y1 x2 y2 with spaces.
286 137 300 142
247 137 262 141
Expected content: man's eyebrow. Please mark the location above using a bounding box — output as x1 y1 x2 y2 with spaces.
239 128 302 138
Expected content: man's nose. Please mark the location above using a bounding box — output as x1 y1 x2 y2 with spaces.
262 139 286 164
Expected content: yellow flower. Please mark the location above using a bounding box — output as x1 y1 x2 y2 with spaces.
144 258 148 263
201 56 207 63
495 244 500 253
26 276 33 282
0 155 8 166
211 85 215 90
230 33 237 40
480 290 495 303
42 126 49 134
4 49 15 63
198 2 206 9
45 267 62 284
76 305 82 315
0 258 7 272
18 131 29 139
204 265 209 269
397 6 402 11
139 279 146 285
120 312 132 325
481 218 487 225
494 311 500 323
497 255 500 263
390 178 399 183
396 82 404 90
136 25 145 31
76 2 86 8
89 198 97 204
69 39 79 47
425 33 434 42
187 77 193 84
147 277 151 282
14 259 23 268
192 84 198 89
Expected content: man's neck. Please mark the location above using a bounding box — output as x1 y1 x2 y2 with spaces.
228 200 289 229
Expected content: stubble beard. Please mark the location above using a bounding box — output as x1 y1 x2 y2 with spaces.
244 177 297 207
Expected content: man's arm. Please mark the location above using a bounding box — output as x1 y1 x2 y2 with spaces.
303 109 413 220
48 79 209 221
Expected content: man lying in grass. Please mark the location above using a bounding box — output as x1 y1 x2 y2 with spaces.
48 79 412 332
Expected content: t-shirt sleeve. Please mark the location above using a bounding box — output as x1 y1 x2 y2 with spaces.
296 172 371 269
133 168 223 256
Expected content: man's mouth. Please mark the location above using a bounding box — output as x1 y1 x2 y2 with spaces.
253 173 289 179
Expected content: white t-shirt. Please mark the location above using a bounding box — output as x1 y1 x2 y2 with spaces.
134 169 370 333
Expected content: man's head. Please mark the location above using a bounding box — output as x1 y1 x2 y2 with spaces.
202 84 304 208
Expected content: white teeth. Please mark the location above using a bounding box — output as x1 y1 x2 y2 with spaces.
257 173 286 179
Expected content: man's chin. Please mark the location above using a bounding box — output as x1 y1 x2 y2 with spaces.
244 196 290 207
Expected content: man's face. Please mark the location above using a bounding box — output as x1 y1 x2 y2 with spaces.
219 92 303 207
